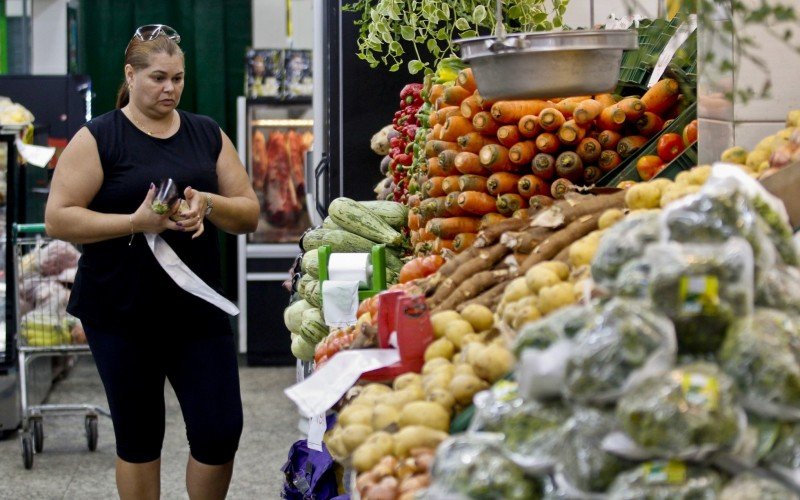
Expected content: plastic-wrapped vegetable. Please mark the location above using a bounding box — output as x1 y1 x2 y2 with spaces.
591 211 661 286
556 409 633 494
607 461 723 500
763 422 800 489
615 362 743 457
719 472 799 500
151 178 179 215
646 239 754 354
512 304 594 355
427 434 543 500
613 258 653 299
719 308 800 420
756 265 800 314
564 298 676 404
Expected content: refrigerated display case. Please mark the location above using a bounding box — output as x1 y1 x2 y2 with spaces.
236 96 313 366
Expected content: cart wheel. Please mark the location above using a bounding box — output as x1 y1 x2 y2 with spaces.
85 416 98 452
32 418 43 454
22 434 34 469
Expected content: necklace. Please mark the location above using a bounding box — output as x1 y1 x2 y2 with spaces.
129 109 175 136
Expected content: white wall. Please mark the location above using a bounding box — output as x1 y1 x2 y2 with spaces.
31 0 68 74
251 0 313 49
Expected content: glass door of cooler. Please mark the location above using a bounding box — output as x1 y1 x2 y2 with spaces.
236 97 314 365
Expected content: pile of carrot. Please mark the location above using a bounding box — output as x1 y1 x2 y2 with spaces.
406 68 683 257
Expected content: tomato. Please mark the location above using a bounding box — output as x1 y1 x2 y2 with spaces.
683 119 698 147
635 155 665 181
657 133 685 163
420 254 445 275
399 257 426 283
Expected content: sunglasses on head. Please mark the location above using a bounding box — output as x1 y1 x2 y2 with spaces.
125 24 181 55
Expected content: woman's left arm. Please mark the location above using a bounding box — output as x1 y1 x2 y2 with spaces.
183 130 259 237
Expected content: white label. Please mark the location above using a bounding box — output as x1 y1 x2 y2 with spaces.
307 413 326 452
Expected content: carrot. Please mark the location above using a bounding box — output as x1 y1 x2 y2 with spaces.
529 195 555 211
460 94 482 120
617 135 649 158
535 133 561 154
423 176 446 198
508 141 537 165
426 140 458 158
438 149 460 175
454 152 490 175
458 174 489 193
479 144 511 173
617 97 647 121
457 191 498 216
556 151 584 183
457 132 498 154
433 238 455 253
512 209 530 219
641 78 680 115
408 208 421 231
496 193 528 215
413 241 431 255
426 217 481 239
407 194 421 208
573 99 604 126
419 227 436 242
583 166 603 184
491 100 549 124
443 85 472 106
594 93 619 108
636 112 665 137
576 137 602 164
457 68 477 93
431 123 443 140
551 178 575 199
419 196 448 220
555 96 591 118
441 175 462 194
598 130 623 151
429 84 445 105
532 153 556 181
479 213 508 230
599 150 623 172
557 119 587 147
539 107 566 132
517 174 549 198
517 115 541 138
496 125 521 147
472 111 500 135
453 233 478 253
426 156 447 177
444 191 468 216
474 90 494 110
597 105 627 131
487 172 521 196
440 115 474 142
431 106 461 127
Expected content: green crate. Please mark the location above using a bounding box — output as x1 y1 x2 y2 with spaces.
598 102 698 186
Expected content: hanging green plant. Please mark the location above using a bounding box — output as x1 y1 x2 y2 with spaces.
342 0 571 75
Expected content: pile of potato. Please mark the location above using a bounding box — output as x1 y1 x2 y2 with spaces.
355 449 434 500
720 108 800 176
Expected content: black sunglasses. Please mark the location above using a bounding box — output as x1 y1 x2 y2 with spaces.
124 24 181 55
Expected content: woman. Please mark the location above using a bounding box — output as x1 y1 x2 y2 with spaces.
45 24 259 500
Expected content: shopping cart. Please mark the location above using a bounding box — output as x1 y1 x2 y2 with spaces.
12 223 109 469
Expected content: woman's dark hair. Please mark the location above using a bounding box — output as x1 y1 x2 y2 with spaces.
115 36 183 109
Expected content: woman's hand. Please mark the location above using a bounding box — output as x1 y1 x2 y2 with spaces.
131 183 184 234
179 186 207 239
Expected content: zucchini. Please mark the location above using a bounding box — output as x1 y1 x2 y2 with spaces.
291 334 316 361
301 249 320 278
284 299 315 334
299 307 328 344
297 273 315 298
322 217 341 230
359 200 409 230
305 280 322 308
329 197 403 246
301 228 404 269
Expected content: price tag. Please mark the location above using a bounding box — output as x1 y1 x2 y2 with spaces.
679 274 720 315
648 14 698 87
307 413 327 452
644 460 687 485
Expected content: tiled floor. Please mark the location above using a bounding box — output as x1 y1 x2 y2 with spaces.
0 357 299 499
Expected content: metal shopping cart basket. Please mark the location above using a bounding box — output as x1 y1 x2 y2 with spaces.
12 223 109 469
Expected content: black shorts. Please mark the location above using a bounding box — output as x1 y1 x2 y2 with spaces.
83 322 243 465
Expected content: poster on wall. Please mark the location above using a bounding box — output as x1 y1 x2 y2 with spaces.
245 49 283 98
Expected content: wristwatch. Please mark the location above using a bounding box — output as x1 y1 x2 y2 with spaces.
204 193 214 216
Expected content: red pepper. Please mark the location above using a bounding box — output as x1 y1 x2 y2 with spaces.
404 124 419 139
400 83 424 104
389 146 402 158
395 153 412 166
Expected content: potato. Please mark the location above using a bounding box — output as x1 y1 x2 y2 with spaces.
458 304 493 332
538 261 571 280
660 183 700 208
430 310 462 339
399 401 451 432
538 282 577 315
687 164 712 185
393 426 449 458
424 337 455 362
569 236 599 268
422 370 453 394
510 299 542 330
362 383 393 396
721 145 748 164
502 277 532 304
366 476 399 500
675 171 693 186
426 387 456 414
338 404 374 428
325 430 348 462
341 424 373 453
372 404 401 431
625 182 661 210
421 357 451 375
444 319 474 349
461 341 487 366
786 110 800 127
598 208 625 230
353 432 395 472
393 373 422 392
649 178 673 195
453 363 476 377
382 385 425 409
426 362 455 379
525 266 561 293
449 373 489 406
472 344 516 383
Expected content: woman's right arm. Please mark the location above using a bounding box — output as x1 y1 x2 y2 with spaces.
45 128 181 244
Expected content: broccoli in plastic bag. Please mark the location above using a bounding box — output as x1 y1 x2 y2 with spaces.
756 265 800 314
591 210 661 286
763 422 800 489
563 298 677 404
613 258 653 299
512 304 594 355
555 409 634 494
646 239 754 354
719 308 800 421
719 472 799 500
427 434 543 500
607 461 722 500
615 362 744 457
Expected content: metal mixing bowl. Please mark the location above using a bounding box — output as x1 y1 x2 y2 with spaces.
458 30 639 100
